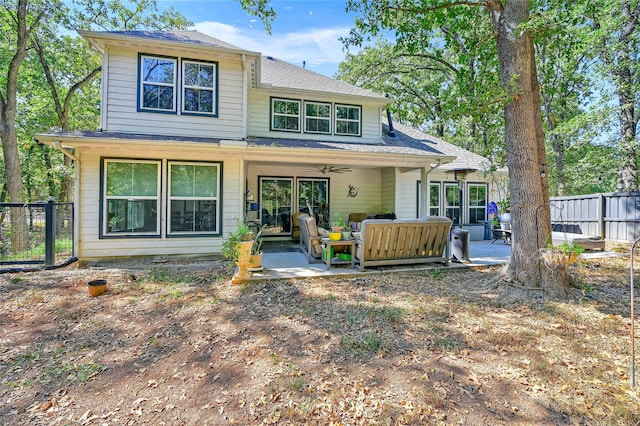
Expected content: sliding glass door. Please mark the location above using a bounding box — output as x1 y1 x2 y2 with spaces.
297 178 329 228
259 177 293 236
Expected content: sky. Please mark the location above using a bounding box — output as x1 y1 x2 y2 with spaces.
160 0 360 77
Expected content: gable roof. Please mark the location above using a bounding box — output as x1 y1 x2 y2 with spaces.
78 30 261 56
260 56 388 102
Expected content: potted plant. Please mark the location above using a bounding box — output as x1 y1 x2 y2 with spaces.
331 212 345 233
221 219 254 262
221 219 256 284
497 199 511 227
341 223 352 240
248 224 266 271
540 241 585 267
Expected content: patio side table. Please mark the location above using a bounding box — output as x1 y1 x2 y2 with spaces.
491 229 512 244
321 238 356 270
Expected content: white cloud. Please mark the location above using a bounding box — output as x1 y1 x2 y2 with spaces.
193 21 353 76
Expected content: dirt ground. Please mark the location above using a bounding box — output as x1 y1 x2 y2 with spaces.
1 255 639 425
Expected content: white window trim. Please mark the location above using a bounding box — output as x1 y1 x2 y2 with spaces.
303 101 332 134
429 183 441 216
467 183 488 224
167 161 221 235
139 55 177 112
181 60 218 116
271 98 301 132
103 159 162 237
444 182 461 224
335 104 362 136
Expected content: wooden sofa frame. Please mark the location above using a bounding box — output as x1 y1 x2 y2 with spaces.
355 217 452 271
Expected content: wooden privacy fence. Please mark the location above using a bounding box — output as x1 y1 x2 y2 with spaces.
550 192 640 242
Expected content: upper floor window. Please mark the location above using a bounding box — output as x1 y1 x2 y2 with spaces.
304 101 331 134
140 55 177 112
271 98 300 132
182 60 217 116
335 104 361 136
139 54 218 117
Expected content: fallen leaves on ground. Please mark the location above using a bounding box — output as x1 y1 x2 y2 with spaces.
0 256 638 424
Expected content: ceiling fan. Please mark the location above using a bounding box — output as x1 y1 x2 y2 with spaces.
311 165 352 174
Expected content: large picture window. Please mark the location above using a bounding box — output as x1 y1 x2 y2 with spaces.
182 60 217 116
140 55 177 112
168 162 220 234
271 98 300 132
104 160 161 235
304 101 331 134
335 104 361 136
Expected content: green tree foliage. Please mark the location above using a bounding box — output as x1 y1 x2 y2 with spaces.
336 33 506 163
343 0 560 293
72 0 191 31
586 0 640 191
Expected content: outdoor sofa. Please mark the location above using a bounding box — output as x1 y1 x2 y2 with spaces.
354 217 453 271
551 232 605 251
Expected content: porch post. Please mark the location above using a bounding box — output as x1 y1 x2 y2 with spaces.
421 161 444 218
420 166 430 218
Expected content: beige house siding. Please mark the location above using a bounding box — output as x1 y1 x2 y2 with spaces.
247 89 382 144
74 145 243 260
395 169 420 219
245 164 382 221
380 168 396 214
103 48 245 140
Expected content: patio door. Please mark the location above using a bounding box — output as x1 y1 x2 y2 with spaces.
297 178 329 228
444 183 461 225
259 177 293 236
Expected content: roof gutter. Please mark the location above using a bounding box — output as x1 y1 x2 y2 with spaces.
54 140 79 163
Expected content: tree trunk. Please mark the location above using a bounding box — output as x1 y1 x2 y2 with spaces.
0 0 31 253
488 1 559 295
609 0 639 191
614 42 638 191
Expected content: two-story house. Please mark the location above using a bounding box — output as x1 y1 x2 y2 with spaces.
35 30 498 262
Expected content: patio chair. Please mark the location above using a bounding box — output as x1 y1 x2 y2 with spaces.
298 214 324 264
291 211 304 241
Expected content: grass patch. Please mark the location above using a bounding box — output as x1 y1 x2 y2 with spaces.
341 332 385 356
366 306 406 324
432 335 464 352
43 361 107 385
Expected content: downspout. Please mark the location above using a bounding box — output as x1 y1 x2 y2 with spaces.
54 141 79 163
421 160 443 218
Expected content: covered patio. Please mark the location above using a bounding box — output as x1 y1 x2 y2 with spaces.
247 239 512 281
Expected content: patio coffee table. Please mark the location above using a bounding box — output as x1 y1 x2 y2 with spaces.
321 238 356 270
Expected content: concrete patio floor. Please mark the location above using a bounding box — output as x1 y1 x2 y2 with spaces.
248 239 512 281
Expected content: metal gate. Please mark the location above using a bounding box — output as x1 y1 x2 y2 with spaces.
0 200 74 265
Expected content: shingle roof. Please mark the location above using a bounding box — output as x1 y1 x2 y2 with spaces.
260 56 388 101
38 120 491 169
246 119 491 165
80 30 259 54
105 30 243 50
382 120 491 171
